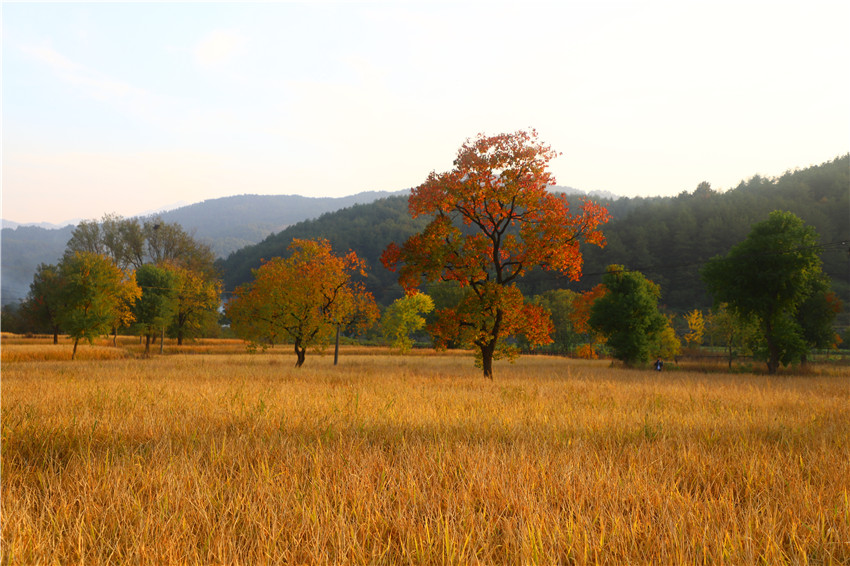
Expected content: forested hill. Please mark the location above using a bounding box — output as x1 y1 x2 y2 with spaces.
219 155 850 314
155 190 408 258
219 197 427 305
531 154 850 310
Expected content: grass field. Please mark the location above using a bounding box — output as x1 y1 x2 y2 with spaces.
2 337 848 564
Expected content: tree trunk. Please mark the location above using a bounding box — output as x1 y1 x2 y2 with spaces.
334 325 340 366
53 325 60 345
144 334 151 357
294 341 306 368
177 331 184 346
479 341 496 379
71 338 79 360
766 335 780 375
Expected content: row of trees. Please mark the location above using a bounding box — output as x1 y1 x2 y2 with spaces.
15 216 221 358
218 155 849 318
375 131 841 376
9 132 842 376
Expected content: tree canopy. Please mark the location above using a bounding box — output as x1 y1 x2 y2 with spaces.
589 265 667 367
58 252 140 359
702 210 839 373
382 129 609 377
227 238 379 367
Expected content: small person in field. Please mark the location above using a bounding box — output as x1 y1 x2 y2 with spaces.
654 358 663 371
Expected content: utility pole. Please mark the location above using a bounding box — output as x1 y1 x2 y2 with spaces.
334 324 340 365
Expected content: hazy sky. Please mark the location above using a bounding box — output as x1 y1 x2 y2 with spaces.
3 1 849 225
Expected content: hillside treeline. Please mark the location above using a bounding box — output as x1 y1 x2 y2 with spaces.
219 155 849 318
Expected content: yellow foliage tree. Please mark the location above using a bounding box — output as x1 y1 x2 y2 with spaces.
683 309 705 348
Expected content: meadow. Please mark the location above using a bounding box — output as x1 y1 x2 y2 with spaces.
2 336 848 564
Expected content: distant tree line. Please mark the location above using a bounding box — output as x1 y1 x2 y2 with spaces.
218 155 849 318
4 146 846 374
5 215 222 357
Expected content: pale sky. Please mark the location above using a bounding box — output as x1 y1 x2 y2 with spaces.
3 1 849 225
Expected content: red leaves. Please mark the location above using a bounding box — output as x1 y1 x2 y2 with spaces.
383 130 610 376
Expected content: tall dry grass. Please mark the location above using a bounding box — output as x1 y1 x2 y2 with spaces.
2 345 848 564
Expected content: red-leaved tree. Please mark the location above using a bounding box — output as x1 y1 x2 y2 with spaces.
382 130 609 378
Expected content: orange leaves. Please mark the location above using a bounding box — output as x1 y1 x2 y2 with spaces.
383 129 609 377
227 238 377 362
397 130 609 293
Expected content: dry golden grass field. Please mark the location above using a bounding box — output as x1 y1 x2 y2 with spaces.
2 335 848 564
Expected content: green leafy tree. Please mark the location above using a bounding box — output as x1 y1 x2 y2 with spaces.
589 265 667 366
66 214 215 274
132 264 178 356
705 303 759 370
795 275 842 365
702 210 830 374
58 252 139 359
22 263 65 344
163 262 222 345
382 292 435 353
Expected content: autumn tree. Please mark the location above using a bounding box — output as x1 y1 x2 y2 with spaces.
132 264 178 356
57 252 140 359
66 214 221 343
702 210 834 374
227 239 378 367
683 309 705 349
382 130 609 378
569 284 607 359
525 289 580 355
589 266 667 367
381 292 435 353
651 315 682 362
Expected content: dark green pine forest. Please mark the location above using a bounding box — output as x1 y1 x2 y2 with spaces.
218 155 849 321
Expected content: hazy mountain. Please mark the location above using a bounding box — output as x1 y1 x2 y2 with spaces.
1 224 76 306
0 190 409 305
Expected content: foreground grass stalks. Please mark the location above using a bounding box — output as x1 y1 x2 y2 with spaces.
2 352 848 564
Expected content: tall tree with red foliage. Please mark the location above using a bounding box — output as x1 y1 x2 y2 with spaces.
382 130 609 378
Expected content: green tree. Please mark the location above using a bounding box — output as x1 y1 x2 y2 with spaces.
132 264 178 356
589 265 667 367
58 252 139 359
22 263 65 344
702 210 830 374
526 289 580 355
796 275 842 365
382 292 435 353
705 303 759 370
163 262 222 345
66 215 215 273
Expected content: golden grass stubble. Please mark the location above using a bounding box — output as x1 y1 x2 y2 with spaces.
1 355 848 564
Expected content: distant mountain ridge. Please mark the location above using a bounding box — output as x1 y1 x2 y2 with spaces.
155 190 409 258
1 189 409 305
